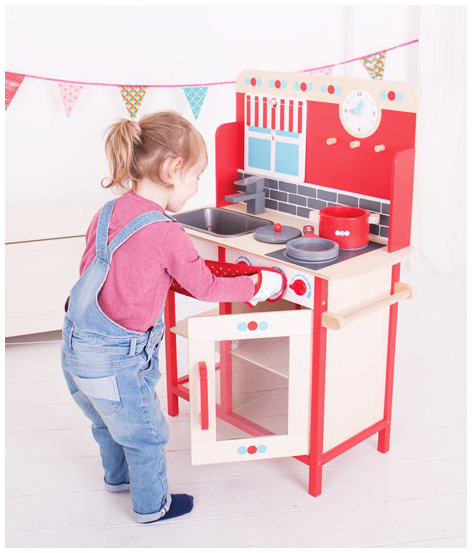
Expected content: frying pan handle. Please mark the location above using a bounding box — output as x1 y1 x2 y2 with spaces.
302 225 317 237
368 212 380 224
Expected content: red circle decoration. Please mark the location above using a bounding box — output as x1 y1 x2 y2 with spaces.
275 80 281 89
248 321 258 331
388 91 396 101
250 78 257 86
300 82 307 92
328 85 335 94
247 446 257 454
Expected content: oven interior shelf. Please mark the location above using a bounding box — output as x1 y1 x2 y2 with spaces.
170 310 289 378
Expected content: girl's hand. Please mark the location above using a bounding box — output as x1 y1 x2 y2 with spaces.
248 270 284 307
249 274 259 289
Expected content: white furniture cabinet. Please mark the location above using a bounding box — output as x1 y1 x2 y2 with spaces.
5 202 96 337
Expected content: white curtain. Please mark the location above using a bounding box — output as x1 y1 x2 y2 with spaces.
409 6 467 276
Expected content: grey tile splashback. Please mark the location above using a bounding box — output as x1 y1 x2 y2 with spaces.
238 172 390 239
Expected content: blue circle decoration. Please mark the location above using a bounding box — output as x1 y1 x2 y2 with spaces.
245 77 250 85
237 322 248 332
396 92 404 102
335 86 342 95
320 84 328 94
257 445 267 453
294 82 300 91
281 80 287 89
307 83 314 92
237 446 247 455
258 321 268 331
256 78 262 86
380 90 388 100
269 79 274 88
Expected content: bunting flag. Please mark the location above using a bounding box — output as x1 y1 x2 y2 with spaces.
58 82 83 116
119 86 147 119
361 52 386 80
308 67 333 76
183 86 208 120
5 72 25 110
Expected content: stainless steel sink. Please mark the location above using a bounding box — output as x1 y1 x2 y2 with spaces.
172 207 273 237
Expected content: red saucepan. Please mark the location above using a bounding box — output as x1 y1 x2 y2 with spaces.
309 206 380 250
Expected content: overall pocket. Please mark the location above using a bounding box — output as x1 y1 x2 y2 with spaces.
72 373 122 416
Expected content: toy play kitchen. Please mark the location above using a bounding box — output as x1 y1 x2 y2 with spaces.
164 69 417 497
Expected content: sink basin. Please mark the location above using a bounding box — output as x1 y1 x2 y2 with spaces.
173 207 273 237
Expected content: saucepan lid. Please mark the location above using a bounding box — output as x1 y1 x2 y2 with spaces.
285 237 339 263
253 223 302 244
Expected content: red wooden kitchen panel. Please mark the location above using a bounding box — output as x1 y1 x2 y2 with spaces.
305 102 416 201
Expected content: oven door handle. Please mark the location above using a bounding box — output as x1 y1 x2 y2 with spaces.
322 281 415 330
198 361 209 431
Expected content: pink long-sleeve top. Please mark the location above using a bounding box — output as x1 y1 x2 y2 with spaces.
79 192 256 332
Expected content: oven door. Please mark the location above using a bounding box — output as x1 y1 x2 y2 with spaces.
187 306 313 464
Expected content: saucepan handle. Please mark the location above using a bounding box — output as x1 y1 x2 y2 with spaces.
368 212 380 224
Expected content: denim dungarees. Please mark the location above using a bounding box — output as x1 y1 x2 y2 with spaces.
61 198 174 523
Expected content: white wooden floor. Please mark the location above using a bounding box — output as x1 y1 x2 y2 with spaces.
5 267 467 548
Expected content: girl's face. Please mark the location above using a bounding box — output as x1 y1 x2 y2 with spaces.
166 153 207 213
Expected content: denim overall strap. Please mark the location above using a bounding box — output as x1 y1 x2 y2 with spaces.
96 199 118 263
104 211 173 264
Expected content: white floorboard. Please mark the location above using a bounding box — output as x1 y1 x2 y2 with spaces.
5 268 468 548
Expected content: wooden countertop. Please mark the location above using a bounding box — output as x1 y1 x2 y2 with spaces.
174 203 412 281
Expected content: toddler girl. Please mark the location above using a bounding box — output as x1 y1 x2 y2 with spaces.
61 111 283 523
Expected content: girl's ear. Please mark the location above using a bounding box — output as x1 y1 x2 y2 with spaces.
163 156 183 179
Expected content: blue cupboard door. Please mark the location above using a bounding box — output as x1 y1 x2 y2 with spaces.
275 141 300 178
248 135 271 171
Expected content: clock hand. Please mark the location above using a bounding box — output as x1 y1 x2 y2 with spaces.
349 100 365 116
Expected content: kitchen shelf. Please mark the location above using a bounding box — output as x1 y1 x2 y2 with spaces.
170 308 220 338
231 336 289 379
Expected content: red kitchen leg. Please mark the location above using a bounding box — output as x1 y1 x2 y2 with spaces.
164 289 179 416
217 246 234 414
308 277 329 497
378 263 401 453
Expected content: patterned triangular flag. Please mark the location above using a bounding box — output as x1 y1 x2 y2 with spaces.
361 52 386 80
309 67 333 76
119 86 147 119
58 82 83 117
183 86 208 120
5 72 25 110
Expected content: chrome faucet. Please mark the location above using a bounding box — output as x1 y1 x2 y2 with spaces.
224 176 266 215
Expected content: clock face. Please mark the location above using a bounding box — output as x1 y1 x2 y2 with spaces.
340 89 381 138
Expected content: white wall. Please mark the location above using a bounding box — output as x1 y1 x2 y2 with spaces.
5 5 416 211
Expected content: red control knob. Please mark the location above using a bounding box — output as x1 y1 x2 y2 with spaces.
273 223 282 232
289 279 307 296
237 260 249 265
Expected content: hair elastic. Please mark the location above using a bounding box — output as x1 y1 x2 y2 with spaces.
132 120 140 130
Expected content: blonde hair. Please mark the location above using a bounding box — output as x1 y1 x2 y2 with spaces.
101 111 207 194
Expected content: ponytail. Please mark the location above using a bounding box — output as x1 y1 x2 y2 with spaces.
101 119 142 193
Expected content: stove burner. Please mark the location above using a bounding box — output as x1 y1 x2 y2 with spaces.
267 241 384 270
283 250 339 264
